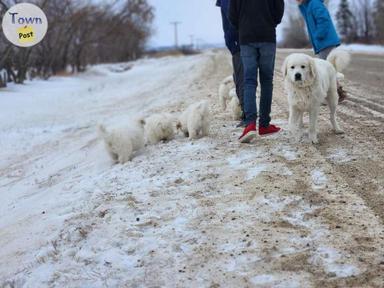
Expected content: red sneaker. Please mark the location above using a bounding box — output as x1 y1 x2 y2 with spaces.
259 124 281 136
239 123 257 143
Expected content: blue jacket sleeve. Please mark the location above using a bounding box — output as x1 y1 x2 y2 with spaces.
312 2 332 40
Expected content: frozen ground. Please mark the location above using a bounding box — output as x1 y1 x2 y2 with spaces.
1 50 384 287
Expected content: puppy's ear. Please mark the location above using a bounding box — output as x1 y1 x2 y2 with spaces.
309 59 317 80
281 58 288 78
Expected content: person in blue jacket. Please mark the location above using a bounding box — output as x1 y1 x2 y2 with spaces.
216 0 245 126
297 0 347 101
297 0 340 58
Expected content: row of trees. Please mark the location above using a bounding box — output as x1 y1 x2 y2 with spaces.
0 0 154 87
337 0 384 43
281 0 384 48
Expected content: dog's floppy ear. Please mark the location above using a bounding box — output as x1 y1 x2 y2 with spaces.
309 58 317 80
281 58 288 78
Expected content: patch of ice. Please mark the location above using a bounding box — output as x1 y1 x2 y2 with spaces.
272 144 299 161
246 164 269 180
311 246 360 278
227 149 293 180
225 254 261 273
311 169 327 190
250 273 307 288
327 148 353 164
283 150 298 161
250 274 276 284
227 150 263 168
284 202 315 228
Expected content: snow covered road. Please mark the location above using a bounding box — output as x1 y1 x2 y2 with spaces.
1 50 384 287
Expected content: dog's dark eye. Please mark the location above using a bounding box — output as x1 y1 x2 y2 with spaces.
290 66 295 69
301 65 306 69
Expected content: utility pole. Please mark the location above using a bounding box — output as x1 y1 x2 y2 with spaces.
170 21 181 49
189 34 194 48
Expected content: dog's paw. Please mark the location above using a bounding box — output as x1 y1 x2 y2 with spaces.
334 129 344 135
309 134 319 144
311 139 319 144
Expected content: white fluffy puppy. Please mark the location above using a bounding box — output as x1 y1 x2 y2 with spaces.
229 87 237 99
140 113 175 145
282 49 350 144
177 101 210 139
218 75 235 111
98 124 144 163
228 90 242 121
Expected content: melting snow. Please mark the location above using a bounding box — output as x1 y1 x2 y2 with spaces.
311 247 360 278
311 169 328 190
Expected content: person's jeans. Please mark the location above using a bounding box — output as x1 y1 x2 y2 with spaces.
317 46 337 60
232 52 244 118
240 43 276 127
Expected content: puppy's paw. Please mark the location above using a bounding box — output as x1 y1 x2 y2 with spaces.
311 138 319 144
334 129 344 135
309 134 319 144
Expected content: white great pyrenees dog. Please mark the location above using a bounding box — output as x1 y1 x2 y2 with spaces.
282 49 350 144
140 113 175 145
177 101 210 139
218 75 235 111
98 123 144 164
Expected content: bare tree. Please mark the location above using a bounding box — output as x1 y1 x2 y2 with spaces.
280 2 309 48
352 0 375 43
336 0 356 43
0 0 154 85
374 0 384 43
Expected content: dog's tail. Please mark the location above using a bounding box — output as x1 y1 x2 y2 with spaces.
327 49 351 73
195 101 210 122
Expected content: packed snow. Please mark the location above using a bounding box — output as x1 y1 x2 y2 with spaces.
340 44 384 55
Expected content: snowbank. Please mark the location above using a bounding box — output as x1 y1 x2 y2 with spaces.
340 44 384 55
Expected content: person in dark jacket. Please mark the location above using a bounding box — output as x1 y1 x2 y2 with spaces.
229 0 285 143
216 0 245 126
297 0 347 102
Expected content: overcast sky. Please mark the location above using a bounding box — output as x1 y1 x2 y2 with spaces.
147 0 296 48
147 0 223 48
146 0 341 48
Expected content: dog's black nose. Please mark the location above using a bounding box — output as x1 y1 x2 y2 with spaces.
295 73 302 81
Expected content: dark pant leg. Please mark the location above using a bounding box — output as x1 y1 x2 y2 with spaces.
258 43 276 128
240 44 259 125
232 52 244 117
